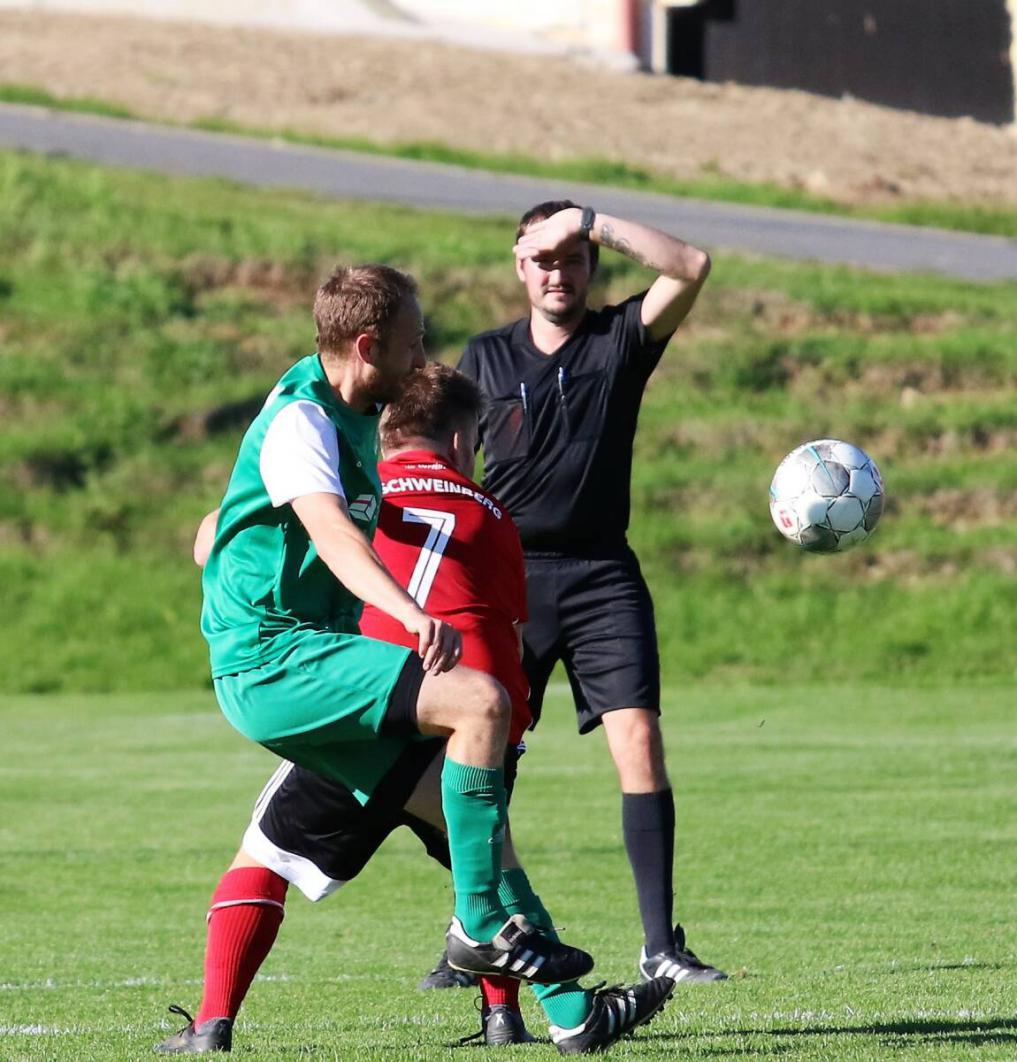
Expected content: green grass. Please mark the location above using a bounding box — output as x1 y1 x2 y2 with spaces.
3 82 1016 237
1 685 1014 1059
0 82 135 119
2 149 1017 692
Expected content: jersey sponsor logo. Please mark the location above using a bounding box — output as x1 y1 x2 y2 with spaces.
348 494 378 523
383 476 503 519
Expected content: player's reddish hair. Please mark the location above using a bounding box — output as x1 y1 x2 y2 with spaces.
381 363 483 449
517 199 599 272
314 264 418 356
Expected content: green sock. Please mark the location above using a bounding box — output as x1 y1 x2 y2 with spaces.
441 757 507 941
498 868 593 1029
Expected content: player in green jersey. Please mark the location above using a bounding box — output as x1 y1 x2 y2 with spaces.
191 265 593 1036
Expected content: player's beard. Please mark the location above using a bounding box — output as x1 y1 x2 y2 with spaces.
368 365 417 406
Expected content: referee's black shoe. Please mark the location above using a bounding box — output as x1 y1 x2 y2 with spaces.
550 976 675 1054
638 923 727 984
446 914 594 984
154 1006 232 1053
418 948 478 990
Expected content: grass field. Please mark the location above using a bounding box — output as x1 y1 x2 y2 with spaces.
3 81 1017 1062
1 685 1014 1060
1 148 1015 1057
3 149 1017 694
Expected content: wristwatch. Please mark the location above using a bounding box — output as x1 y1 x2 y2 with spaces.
578 206 596 241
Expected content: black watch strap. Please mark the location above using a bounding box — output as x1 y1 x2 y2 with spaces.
578 206 596 241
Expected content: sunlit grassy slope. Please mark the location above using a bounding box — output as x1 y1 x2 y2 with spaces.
2 151 1017 691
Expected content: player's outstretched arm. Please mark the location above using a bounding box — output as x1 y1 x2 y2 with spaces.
291 492 461 673
513 206 711 341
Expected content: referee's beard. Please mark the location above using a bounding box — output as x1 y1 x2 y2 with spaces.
536 297 586 329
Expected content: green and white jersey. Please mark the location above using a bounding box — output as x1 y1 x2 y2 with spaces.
201 354 383 677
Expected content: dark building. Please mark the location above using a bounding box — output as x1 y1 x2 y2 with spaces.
662 0 1016 125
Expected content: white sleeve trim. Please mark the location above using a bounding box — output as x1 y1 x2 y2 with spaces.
260 400 346 507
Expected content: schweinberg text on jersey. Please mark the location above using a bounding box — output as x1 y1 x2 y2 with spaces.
383 475 504 520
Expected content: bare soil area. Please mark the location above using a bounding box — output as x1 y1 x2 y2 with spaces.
1 9 1016 208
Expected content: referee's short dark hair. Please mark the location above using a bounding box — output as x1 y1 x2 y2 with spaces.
381 363 483 450
517 199 599 272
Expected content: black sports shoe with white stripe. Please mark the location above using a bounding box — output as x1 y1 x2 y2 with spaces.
549 976 675 1054
638 923 727 984
154 1006 232 1053
446 914 594 985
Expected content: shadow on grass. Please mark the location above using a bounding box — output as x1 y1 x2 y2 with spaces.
911 960 1009 973
642 1017 1017 1054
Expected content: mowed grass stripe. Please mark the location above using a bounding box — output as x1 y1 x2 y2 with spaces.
1 687 1013 1059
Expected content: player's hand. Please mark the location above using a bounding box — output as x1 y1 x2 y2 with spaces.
512 207 582 261
405 612 462 673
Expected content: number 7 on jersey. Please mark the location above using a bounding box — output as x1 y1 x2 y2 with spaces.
401 507 457 607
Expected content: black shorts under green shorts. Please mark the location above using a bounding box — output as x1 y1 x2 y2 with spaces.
214 628 426 805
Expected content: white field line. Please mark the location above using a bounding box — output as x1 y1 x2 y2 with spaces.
0 1025 87 1036
0 973 294 992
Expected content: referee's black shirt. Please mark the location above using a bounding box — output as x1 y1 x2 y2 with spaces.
457 292 672 556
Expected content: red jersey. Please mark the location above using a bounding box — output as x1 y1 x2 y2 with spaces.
360 450 531 744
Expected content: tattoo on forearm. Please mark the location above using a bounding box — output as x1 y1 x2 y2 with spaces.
598 222 652 268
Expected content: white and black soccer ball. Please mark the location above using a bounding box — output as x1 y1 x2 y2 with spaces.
769 439 884 553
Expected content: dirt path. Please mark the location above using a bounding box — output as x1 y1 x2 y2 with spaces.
1 9 1015 208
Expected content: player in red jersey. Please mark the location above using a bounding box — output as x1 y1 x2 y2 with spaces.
158 364 672 1055
357 370 535 1041
360 433 530 748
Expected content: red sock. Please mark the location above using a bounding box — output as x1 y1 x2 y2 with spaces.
480 975 520 1010
194 867 288 1024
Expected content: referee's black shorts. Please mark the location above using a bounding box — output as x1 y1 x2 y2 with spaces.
522 547 660 734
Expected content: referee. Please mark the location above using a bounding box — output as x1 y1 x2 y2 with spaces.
458 201 724 984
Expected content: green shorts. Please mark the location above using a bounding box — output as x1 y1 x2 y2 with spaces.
214 628 426 805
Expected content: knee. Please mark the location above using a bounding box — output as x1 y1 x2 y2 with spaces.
612 709 663 750
453 672 510 733
470 673 511 727
634 722 666 772
637 716 665 759
606 709 668 782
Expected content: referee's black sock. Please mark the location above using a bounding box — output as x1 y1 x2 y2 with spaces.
622 788 676 958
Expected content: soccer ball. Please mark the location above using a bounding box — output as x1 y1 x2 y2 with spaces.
769 439 884 553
